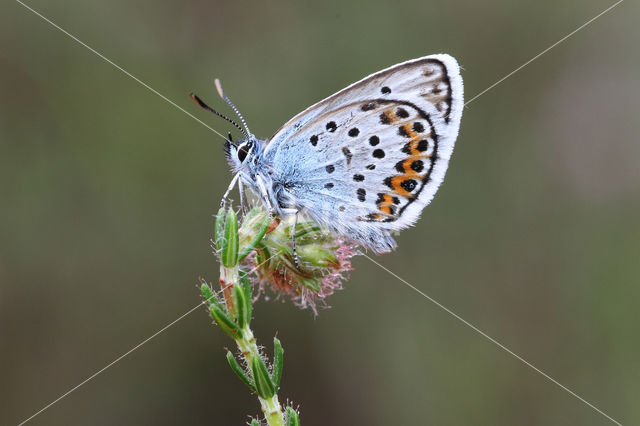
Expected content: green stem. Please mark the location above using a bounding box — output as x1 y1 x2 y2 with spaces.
222 265 285 426
237 326 285 426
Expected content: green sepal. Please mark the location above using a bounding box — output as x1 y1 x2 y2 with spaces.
299 277 321 293
200 282 217 306
215 208 226 251
221 209 239 267
226 351 256 392
233 284 249 329
238 214 271 261
298 245 337 268
285 407 300 426
251 356 276 399
250 419 260 426
293 222 322 240
271 337 284 390
209 303 242 340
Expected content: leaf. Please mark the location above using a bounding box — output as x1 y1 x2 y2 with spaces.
215 208 226 251
233 284 249 329
251 356 276 399
200 282 217 306
221 209 238 267
209 304 242 340
240 270 253 323
239 214 272 261
285 406 300 426
271 337 284 390
226 351 256 392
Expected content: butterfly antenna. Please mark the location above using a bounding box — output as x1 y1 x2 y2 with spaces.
189 92 247 142
214 78 253 139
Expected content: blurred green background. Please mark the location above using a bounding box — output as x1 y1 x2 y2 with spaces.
2 0 639 424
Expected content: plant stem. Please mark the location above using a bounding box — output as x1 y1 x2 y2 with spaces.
221 264 285 426
237 326 285 426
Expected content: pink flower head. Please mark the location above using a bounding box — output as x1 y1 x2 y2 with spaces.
240 214 359 314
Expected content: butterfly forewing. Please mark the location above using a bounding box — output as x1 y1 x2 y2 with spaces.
263 54 463 251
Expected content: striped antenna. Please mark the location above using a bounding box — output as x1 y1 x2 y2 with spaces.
189 93 247 142
215 78 253 139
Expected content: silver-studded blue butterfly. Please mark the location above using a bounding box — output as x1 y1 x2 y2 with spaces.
191 54 463 254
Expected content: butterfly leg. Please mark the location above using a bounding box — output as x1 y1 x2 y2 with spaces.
238 179 246 214
280 208 300 268
221 173 240 207
255 174 274 212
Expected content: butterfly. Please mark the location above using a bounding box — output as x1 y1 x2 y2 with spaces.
191 54 463 256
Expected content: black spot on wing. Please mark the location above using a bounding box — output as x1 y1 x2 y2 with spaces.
342 147 353 166
361 102 377 111
411 160 424 172
401 179 417 192
396 108 409 118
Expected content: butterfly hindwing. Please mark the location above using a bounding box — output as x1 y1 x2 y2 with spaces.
262 54 463 251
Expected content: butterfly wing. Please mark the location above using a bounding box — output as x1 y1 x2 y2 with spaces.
262 54 463 252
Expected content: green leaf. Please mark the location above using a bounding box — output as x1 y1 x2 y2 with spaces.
209 304 242 339
238 214 272 261
215 208 226 251
285 407 300 426
233 284 249 329
226 351 256 391
200 282 217 306
240 271 253 326
251 356 276 399
271 337 284 390
221 209 239 267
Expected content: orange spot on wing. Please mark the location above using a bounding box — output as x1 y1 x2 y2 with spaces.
384 109 398 123
378 194 396 215
401 124 418 139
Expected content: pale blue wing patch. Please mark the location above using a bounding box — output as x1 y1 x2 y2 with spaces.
261 55 463 251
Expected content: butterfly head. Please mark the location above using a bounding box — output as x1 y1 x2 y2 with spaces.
224 136 265 173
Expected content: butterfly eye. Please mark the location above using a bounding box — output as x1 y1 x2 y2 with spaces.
237 141 252 162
